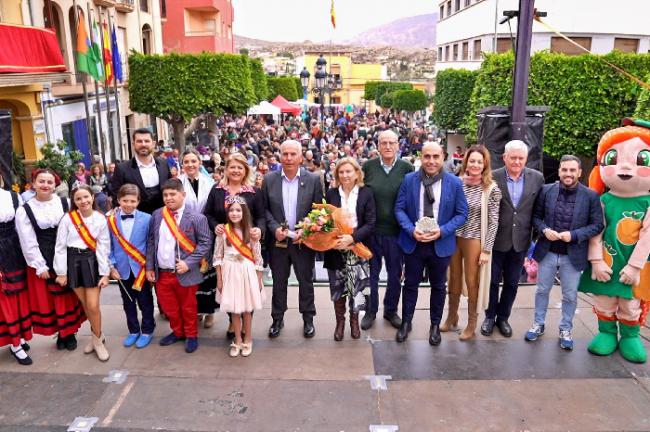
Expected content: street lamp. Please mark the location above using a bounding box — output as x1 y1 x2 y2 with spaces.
311 54 335 125
299 67 310 100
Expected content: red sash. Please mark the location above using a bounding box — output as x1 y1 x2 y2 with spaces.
69 210 97 251
107 212 147 291
224 224 255 264
161 207 195 254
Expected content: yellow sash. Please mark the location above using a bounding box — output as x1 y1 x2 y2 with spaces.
107 213 147 291
69 210 97 252
161 207 196 254
224 224 255 264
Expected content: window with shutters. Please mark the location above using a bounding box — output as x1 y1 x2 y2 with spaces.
473 39 481 59
550 36 591 55
613 38 638 53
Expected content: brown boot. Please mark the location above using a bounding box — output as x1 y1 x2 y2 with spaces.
459 301 478 341
350 311 361 339
334 298 346 341
440 293 460 332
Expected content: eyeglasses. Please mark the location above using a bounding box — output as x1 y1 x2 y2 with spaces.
379 141 398 147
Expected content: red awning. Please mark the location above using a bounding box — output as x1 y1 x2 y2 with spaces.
271 95 301 116
0 23 66 74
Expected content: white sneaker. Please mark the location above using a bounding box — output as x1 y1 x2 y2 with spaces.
229 342 241 358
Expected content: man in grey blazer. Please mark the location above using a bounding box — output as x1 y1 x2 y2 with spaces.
146 179 212 353
263 140 324 338
481 140 545 338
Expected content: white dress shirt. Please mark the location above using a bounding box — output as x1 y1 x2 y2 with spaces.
0 189 22 223
136 157 160 188
118 210 135 241
54 210 111 276
15 196 66 274
419 178 442 221
157 205 184 269
338 185 359 229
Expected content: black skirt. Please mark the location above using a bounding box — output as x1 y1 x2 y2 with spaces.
67 248 100 289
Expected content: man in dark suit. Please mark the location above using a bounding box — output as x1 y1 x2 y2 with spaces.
111 128 171 214
524 155 603 350
263 140 324 338
145 179 212 353
394 142 468 345
481 140 545 337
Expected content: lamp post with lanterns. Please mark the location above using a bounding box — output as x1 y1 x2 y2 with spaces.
304 54 337 126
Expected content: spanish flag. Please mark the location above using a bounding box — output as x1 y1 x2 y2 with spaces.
102 21 113 84
330 0 336 29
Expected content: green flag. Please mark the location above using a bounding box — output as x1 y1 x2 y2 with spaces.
90 19 104 81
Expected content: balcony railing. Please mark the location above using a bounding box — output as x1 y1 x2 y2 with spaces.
115 0 135 12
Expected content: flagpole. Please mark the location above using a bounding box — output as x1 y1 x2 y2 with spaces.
98 5 115 163
88 3 107 169
72 0 94 154
108 12 124 160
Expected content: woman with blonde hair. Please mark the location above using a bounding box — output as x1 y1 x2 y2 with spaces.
324 157 376 341
442 145 502 340
203 153 265 335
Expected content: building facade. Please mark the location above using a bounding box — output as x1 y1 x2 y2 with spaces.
161 0 234 54
0 0 166 168
436 0 650 73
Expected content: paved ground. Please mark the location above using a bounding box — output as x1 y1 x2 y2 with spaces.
1 270 649 432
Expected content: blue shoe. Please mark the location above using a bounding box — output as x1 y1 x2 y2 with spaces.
524 323 544 341
159 333 182 346
135 333 153 349
559 330 573 351
123 333 140 348
185 337 199 353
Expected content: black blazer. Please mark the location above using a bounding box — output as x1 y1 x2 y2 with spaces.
323 186 376 270
110 157 171 214
203 186 266 238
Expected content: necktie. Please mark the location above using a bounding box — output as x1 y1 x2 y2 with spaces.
121 214 134 220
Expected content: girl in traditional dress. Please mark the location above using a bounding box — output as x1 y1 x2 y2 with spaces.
0 179 33 365
16 169 85 351
54 184 111 361
214 196 265 358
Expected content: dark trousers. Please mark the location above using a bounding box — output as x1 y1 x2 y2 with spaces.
485 247 528 320
269 242 316 320
369 233 403 315
118 275 155 335
401 242 451 325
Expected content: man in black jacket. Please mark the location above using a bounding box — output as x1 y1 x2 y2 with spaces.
481 140 545 338
111 128 171 214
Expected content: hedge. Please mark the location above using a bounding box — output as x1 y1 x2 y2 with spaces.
463 51 650 158
129 52 256 149
267 76 299 101
248 58 268 103
392 89 428 112
633 74 650 120
432 69 477 131
292 76 304 100
375 82 413 108
364 81 381 100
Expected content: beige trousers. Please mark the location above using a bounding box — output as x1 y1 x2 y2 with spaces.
592 294 641 325
449 237 482 313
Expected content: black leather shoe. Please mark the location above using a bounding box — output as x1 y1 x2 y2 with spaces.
360 312 376 330
496 319 513 338
383 312 402 329
395 322 412 343
480 318 495 336
303 320 315 338
65 334 78 351
10 347 33 366
56 334 66 350
268 319 284 338
429 324 442 346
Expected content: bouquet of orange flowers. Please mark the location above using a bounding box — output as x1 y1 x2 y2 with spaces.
296 201 373 260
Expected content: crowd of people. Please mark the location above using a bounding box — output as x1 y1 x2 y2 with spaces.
1 108 645 367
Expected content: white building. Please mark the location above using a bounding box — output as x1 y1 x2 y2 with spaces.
436 0 650 73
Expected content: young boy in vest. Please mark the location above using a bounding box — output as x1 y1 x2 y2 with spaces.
108 184 155 349
146 179 212 353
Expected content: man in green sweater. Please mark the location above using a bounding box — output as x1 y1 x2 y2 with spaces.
361 130 414 330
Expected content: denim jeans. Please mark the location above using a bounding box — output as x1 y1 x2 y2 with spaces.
534 252 581 332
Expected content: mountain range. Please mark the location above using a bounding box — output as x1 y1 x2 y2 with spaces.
235 13 437 50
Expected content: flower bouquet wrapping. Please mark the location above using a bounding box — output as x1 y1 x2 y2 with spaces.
296 201 373 260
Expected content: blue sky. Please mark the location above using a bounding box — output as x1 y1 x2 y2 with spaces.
233 0 437 42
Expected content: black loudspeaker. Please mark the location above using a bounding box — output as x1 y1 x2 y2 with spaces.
0 109 12 190
476 106 548 172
